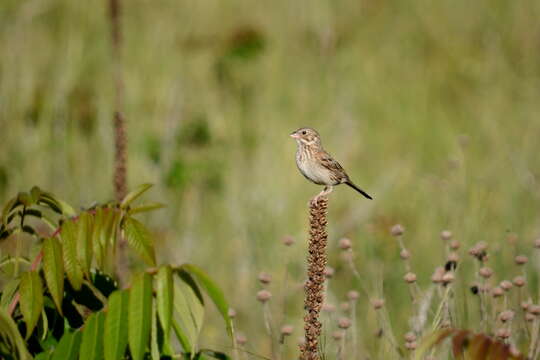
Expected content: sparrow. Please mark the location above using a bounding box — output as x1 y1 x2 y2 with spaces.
290 127 373 201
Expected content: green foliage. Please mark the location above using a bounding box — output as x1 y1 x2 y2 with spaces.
0 186 232 359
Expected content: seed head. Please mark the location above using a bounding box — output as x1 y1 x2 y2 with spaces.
258 272 272 285
528 305 540 315
228 308 237 318
338 317 352 329
332 330 344 340
449 240 460 250
347 290 360 301
256 289 272 303
495 328 511 339
324 266 335 278
499 280 513 291
404 272 417 283
513 276 525 287
282 235 295 246
442 272 455 284
440 230 452 241
491 287 504 298
280 325 294 336
447 252 459 263
405 342 417 350
391 224 404 237
515 255 528 265
404 332 416 342
499 310 514 322
400 249 411 260
431 267 445 284
521 301 531 311
526 313 535 322
322 303 336 312
236 333 247 345
534 238 540 249
338 238 352 250
371 298 385 310
479 267 493 279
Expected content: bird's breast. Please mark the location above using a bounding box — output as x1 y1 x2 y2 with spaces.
296 152 336 186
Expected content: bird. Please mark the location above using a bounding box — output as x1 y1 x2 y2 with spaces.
290 127 373 202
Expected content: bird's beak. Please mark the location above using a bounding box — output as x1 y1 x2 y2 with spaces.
290 132 300 139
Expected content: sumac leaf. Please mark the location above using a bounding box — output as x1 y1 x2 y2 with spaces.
61 219 84 290
42 237 64 315
19 270 44 338
104 291 129 360
128 273 153 360
123 217 156 266
79 312 104 360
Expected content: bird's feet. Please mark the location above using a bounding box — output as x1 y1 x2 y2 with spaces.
310 186 333 205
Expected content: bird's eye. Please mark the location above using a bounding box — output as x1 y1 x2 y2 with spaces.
302 130 307 135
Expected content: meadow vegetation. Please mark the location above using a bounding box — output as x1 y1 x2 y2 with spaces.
1 0 540 358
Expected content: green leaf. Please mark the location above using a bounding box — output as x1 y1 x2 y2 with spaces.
173 272 205 352
19 270 44 338
0 278 20 309
40 192 76 217
43 237 64 315
0 307 31 359
156 266 174 346
92 208 104 267
30 186 41 203
180 264 232 336
77 212 93 276
128 202 166 215
123 217 156 266
128 273 153 360
1 196 18 225
120 183 153 209
199 349 232 359
104 291 129 360
61 219 84 290
79 312 104 360
51 331 82 360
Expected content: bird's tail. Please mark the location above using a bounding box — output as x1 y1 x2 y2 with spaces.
345 181 373 200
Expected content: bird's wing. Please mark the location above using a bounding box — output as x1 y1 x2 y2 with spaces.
319 152 349 182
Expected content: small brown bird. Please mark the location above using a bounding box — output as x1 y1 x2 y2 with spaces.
290 127 372 201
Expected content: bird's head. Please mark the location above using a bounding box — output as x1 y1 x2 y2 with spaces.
290 127 321 147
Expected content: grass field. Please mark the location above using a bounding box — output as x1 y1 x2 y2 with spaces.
2 0 540 358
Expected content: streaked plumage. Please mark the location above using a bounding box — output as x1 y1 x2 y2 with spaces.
290 127 372 200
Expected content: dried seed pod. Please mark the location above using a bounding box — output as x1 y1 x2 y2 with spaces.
228 308 237 318
404 272 417 283
479 267 493 279
371 298 385 310
258 272 272 285
391 224 404 237
528 305 540 315
492 287 504 298
499 310 514 322
495 328 511 339
347 290 359 301
256 289 272 303
324 266 335 279
338 238 352 250
513 276 525 287
281 325 294 336
404 332 416 342
431 267 445 284
282 235 295 246
440 230 452 241
400 249 411 260
515 255 528 265
449 240 460 250
442 272 455 284
338 317 352 329
499 280 513 291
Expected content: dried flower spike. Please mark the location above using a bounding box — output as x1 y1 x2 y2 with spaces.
499 310 514 322
499 280 513 291
491 287 504 298
479 267 493 279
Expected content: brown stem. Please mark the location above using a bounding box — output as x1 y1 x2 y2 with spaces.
299 196 329 360
108 0 127 201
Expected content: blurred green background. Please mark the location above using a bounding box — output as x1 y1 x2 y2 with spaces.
1 0 540 357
